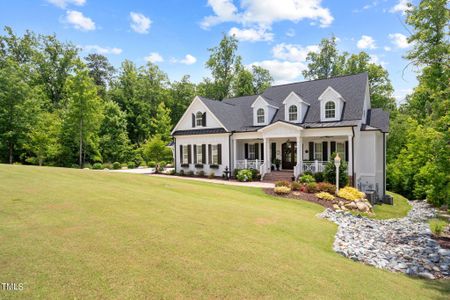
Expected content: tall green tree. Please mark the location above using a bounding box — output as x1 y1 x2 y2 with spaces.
85 53 115 98
233 66 254 97
302 36 344 80
150 102 172 143
62 64 103 167
0 60 41 163
99 101 131 163
0 26 37 67
206 34 240 100
168 75 196 126
252 65 273 94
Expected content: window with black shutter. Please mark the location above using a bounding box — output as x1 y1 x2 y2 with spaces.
322 141 328 162
202 112 206 126
217 144 222 165
179 145 183 163
254 143 259 160
192 113 195 127
202 144 206 163
261 143 264 161
208 144 212 164
330 141 336 156
193 145 197 163
244 143 249 159
188 145 192 163
309 142 314 160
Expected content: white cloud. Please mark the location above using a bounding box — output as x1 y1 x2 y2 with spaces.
171 54 197 65
83 45 122 55
389 33 410 48
228 26 273 42
64 10 95 31
384 46 392 51
272 43 319 62
47 0 85 9
250 60 306 84
393 88 412 104
201 0 333 29
145 52 164 63
369 54 387 67
130 12 151 34
285 28 295 37
389 0 411 15
357 35 376 49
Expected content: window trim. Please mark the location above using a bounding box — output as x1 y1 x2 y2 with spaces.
195 111 203 127
211 145 218 165
182 145 189 164
288 105 298 121
324 101 336 119
314 142 323 161
248 144 256 160
196 144 203 164
256 108 265 124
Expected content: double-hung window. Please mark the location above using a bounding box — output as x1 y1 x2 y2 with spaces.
336 142 345 160
182 145 189 164
196 144 203 164
196 112 203 126
248 144 256 160
325 101 336 119
211 145 218 164
314 143 323 161
257 108 265 124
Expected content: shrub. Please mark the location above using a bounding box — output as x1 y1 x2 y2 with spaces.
313 172 324 182
305 182 319 193
337 187 365 201
233 168 242 177
291 181 302 191
236 169 253 182
275 180 290 187
299 174 315 184
317 182 336 194
133 154 144 167
141 136 173 165
92 162 103 170
323 153 349 188
197 170 205 177
315 192 335 201
179 169 185 176
250 168 261 181
71 164 80 169
83 163 92 169
148 161 156 168
303 171 313 176
274 186 291 195
208 172 215 179
187 170 194 176
159 161 167 168
127 161 136 169
429 219 447 236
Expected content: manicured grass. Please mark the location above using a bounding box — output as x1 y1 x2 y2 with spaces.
0 165 449 299
372 192 412 219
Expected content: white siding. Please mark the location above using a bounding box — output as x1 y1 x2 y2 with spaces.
174 97 223 131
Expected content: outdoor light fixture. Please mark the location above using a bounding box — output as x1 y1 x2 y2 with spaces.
334 153 341 194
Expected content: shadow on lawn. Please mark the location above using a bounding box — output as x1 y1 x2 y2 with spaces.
421 279 450 299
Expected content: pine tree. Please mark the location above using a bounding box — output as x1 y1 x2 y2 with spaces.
150 102 172 143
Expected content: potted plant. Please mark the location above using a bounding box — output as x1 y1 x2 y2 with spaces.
275 158 281 171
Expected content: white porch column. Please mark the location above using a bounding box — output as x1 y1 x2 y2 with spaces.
296 136 303 173
233 138 237 169
348 135 353 177
264 137 269 172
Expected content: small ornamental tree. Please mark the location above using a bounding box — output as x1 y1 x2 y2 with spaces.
141 135 173 172
323 153 349 188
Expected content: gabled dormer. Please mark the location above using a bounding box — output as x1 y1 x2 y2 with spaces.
251 96 278 126
318 86 345 122
282 91 309 123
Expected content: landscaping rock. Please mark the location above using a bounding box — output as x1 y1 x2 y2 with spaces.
319 201 448 279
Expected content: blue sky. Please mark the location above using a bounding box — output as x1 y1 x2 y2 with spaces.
0 0 417 103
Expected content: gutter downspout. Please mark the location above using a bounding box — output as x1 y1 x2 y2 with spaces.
173 136 177 174
383 132 386 197
229 131 234 175
351 126 355 187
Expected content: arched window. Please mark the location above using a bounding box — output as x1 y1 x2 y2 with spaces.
325 101 335 119
196 111 203 126
257 108 265 123
288 105 298 121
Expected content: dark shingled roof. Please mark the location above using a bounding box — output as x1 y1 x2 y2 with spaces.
363 108 390 133
194 73 382 133
172 128 227 136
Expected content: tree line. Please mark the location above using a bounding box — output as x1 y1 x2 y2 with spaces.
0 0 447 205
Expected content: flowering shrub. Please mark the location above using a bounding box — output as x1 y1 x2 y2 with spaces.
317 182 336 194
275 180 290 187
291 181 302 191
337 187 365 201
299 174 315 183
274 186 291 194
305 182 319 193
236 169 253 182
315 192 335 201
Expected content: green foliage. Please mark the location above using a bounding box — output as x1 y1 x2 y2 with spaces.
313 172 324 183
236 169 253 182
429 219 447 236
315 192 335 201
141 136 173 165
275 181 290 187
274 186 291 195
150 102 172 143
299 174 315 184
168 75 196 126
148 161 156 168
112 162 121 170
323 154 349 188
291 181 302 191
92 162 103 170
127 161 136 169
85 53 115 97
316 182 336 194
305 182 319 193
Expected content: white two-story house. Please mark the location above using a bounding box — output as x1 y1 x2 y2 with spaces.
171 73 389 197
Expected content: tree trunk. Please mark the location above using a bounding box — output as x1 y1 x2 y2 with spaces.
8 142 13 164
79 118 83 168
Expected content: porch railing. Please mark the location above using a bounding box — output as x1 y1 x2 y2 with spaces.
301 160 328 173
235 159 264 170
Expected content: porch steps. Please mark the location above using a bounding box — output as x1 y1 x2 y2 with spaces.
262 170 294 183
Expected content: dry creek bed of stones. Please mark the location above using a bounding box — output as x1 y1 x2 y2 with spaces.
319 201 449 280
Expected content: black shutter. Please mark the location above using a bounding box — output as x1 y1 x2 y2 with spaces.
322 141 328 162
271 143 276 162
193 145 197 164
244 143 249 159
309 142 314 160
202 112 206 127
217 144 222 164
180 145 183 163
192 113 195 127
330 141 336 156
208 144 212 164
202 144 206 163
188 145 192 164
345 141 349 162
254 143 259 160
261 143 264 161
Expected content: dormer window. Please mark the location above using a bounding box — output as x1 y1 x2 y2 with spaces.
325 101 336 119
196 111 203 126
257 108 265 124
288 105 298 121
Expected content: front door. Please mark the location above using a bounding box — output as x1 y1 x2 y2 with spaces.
282 142 297 169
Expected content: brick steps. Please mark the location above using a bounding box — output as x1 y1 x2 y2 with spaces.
262 170 294 182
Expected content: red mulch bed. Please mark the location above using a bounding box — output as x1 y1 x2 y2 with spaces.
264 188 339 209
435 235 450 249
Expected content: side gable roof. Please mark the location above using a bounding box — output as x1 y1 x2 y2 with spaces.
363 108 390 133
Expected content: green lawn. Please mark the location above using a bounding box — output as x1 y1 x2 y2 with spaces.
0 165 448 299
372 191 412 219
